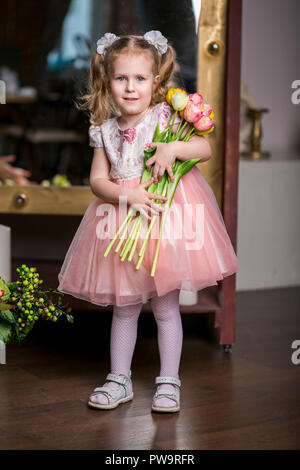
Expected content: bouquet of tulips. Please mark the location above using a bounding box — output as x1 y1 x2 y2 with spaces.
104 88 215 276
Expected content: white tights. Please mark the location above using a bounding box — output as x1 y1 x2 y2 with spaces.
90 289 183 408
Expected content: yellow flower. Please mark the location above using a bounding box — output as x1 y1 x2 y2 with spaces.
171 91 189 111
195 125 215 136
166 87 187 105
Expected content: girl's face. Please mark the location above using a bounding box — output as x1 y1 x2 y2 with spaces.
109 51 159 119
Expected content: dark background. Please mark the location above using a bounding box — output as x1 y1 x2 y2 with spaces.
0 0 198 184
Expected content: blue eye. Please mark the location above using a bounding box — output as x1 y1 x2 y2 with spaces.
117 76 145 82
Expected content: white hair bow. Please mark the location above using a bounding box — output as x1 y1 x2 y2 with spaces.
96 30 168 56
143 30 168 55
96 33 119 55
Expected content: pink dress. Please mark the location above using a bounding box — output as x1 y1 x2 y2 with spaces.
57 101 240 307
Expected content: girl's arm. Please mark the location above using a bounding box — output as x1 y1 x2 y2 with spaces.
146 135 212 183
169 135 212 163
89 147 132 203
169 117 212 163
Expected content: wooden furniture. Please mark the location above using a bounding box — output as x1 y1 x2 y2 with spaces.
218 0 241 350
0 185 94 215
0 0 242 350
5 92 38 104
193 0 242 350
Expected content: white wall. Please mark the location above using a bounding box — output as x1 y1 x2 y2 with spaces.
241 0 300 154
236 156 300 290
237 0 300 290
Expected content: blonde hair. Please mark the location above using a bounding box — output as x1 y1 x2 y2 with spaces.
77 34 178 126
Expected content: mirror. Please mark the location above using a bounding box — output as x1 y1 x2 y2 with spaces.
0 0 202 187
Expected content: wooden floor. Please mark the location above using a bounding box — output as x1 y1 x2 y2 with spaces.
0 286 299 450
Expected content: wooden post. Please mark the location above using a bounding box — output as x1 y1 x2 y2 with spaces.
219 0 242 346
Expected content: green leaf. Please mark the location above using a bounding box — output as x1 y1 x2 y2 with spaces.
66 314 74 323
0 302 14 312
0 309 16 324
157 128 170 142
0 319 13 344
153 123 161 141
152 123 171 143
144 148 156 161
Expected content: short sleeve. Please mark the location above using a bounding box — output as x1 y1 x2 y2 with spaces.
158 101 181 131
89 125 104 148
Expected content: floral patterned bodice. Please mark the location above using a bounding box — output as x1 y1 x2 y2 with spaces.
88 101 180 181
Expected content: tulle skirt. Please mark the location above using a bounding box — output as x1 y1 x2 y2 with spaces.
57 166 240 307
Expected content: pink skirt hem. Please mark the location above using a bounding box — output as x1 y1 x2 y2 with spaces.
57 166 240 307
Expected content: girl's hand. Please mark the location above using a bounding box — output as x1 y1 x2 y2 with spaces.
145 142 176 183
127 177 168 221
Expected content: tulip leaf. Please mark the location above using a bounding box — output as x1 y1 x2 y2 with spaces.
153 123 161 141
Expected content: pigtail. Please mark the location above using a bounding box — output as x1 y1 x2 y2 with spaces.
76 52 114 126
152 44 178 105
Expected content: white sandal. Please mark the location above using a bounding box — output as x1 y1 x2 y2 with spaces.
88 371 133 410
151 376 181 413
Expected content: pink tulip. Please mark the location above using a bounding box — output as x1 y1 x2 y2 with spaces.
200 103 213 116
188 93 203 106
194 115 214 132
183 102 202 123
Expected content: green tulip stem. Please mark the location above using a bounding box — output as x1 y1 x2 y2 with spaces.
138 214 157 257
135 214 158 271
128 216 144 262
150 158 202 277
166 111 175 130
119 223 134 258
150 211 167 277
174 116 184 135
136 181 168 270
104 208 135 257
183 127 196 142
114 214 135 253
149 174 180 277
171 110 178 127
167 110 178 138
120 212 140 259
120 214 141 259
175 120 189 140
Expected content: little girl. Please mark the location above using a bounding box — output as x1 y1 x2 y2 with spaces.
57 31 239 413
